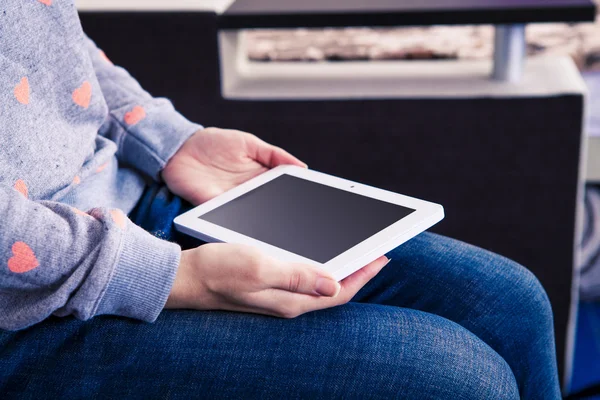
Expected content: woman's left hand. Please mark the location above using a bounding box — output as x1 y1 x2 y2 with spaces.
161 127 307 205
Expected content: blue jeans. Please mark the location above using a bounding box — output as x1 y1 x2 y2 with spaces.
0 185 561 399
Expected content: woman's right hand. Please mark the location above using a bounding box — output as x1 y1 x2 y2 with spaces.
165 243 389 318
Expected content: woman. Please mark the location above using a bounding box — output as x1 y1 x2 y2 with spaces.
0 1 560 398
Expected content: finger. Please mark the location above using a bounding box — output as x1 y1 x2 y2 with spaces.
248 135 307 169
336 256 391 302
252 256 391 318
265 261 341 297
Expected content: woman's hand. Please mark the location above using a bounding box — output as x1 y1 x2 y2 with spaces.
161 127 307 205
165 243 390 318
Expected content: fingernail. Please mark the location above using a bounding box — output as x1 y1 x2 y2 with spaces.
383 258 392 267
315 277 341 297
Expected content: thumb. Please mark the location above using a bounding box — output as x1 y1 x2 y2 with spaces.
249 135 307 169
268 146 308 169
268 262 341 297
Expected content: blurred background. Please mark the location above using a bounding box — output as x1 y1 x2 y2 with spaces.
245 23 600 68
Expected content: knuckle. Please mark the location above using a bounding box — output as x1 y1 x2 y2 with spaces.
239 247 264 281
287 272 303 293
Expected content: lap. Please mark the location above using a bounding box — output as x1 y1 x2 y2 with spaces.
0 304 517 399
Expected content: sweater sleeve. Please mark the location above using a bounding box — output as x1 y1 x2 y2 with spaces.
0 187 181 331
84 35 203 181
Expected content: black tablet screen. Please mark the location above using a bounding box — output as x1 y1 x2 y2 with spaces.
199 174 415 263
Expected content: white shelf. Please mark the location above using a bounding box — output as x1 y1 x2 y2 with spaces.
220 33 587 100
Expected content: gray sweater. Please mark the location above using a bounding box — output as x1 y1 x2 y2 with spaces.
0 0 202 330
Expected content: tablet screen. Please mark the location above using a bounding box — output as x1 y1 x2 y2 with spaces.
199 174 415 263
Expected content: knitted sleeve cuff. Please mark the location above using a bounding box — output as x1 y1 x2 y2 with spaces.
95 223 181 322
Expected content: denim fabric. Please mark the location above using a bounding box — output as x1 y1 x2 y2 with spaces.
0 185 561 399
129 184 203 250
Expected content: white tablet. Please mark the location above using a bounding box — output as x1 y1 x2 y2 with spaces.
174 165 444 281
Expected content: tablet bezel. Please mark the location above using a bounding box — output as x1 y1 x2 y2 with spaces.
174 165 444 280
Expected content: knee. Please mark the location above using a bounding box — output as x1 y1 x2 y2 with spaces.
452 345 520 400
359 309 520 399
494 257 555 332
416 328 520 399
430 322 520 399
434 232 555 333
